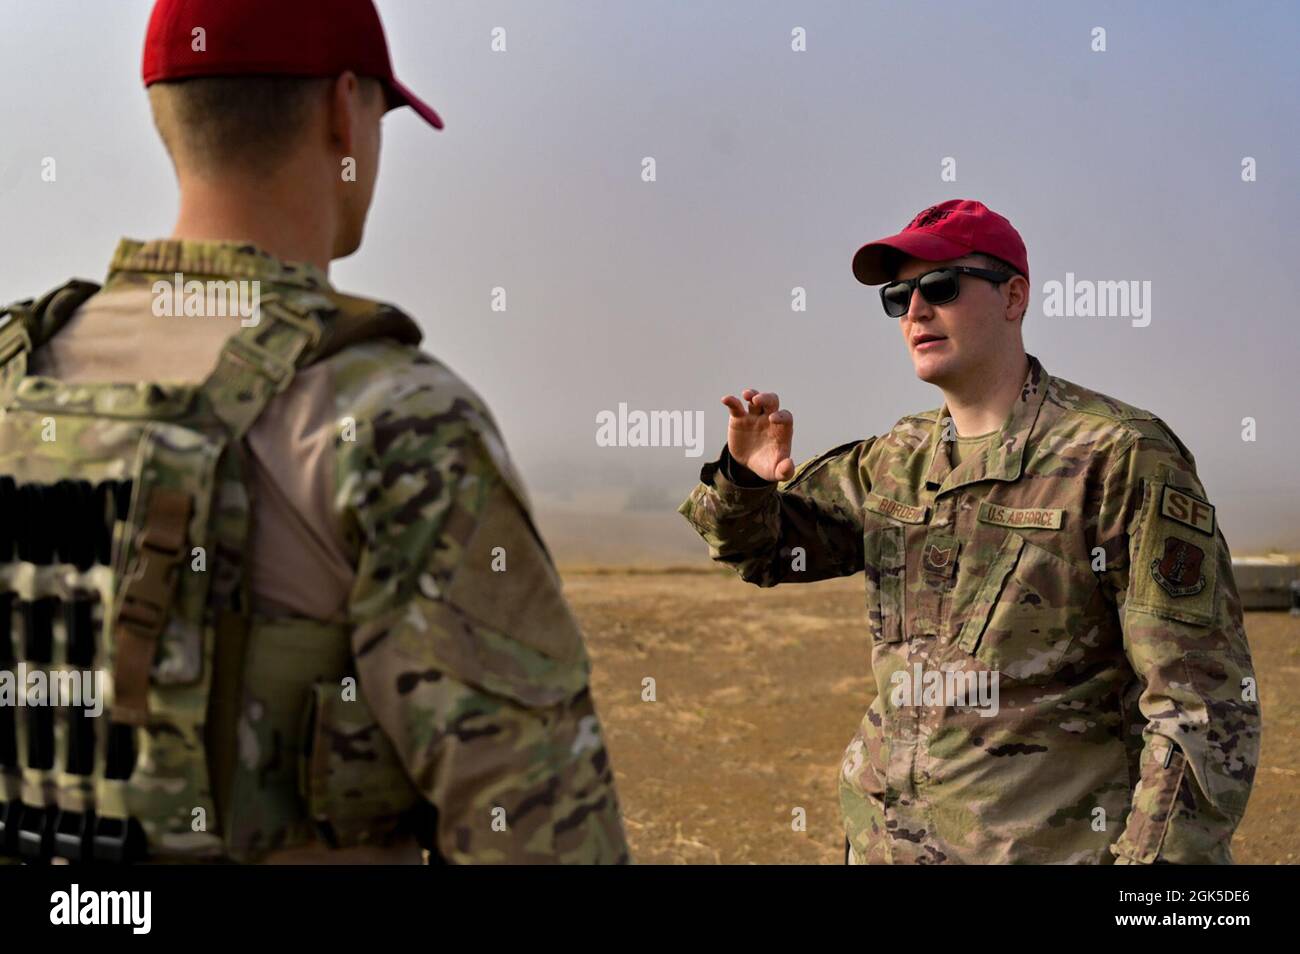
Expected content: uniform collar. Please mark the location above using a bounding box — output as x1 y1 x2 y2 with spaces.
923 353 1050 496
103 238 333 291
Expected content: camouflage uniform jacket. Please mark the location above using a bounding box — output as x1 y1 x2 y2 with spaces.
679 354 1259 864
6 239 629 864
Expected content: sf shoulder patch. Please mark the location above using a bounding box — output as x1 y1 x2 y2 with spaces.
1150 536 1207 597
1129 480 1218 626
1160 485 1214 535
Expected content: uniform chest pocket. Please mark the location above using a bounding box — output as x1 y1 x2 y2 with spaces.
863 517 907 645
953 529 1098 682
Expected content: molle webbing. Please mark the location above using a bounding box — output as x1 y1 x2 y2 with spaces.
0 474 134 861
0 280 424 864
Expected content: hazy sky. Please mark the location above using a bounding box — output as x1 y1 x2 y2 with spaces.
1 0 1297 551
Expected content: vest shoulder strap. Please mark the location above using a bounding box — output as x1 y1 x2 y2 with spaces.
0 279 101 404
312 291 423 364
199 289 422 439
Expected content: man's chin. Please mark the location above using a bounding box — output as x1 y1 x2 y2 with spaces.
912 353 954 385
332 223 366 261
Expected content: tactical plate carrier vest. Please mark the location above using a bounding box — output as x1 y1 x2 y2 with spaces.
0 281 427 863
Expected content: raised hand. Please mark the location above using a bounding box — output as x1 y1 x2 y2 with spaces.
721 389 795 482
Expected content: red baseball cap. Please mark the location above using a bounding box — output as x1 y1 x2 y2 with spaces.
852 199 1027 285
142 0 443 130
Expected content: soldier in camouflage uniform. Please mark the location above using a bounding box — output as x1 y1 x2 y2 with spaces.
680 199 1259 864
0 0 627 864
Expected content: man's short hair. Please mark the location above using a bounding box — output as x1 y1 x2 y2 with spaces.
149 74 383 176
971 253 1029 321
968 252 1023 282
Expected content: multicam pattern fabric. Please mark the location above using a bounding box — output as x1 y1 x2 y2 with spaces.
0 239 628 864
326 329 628 863
680 354 1259 864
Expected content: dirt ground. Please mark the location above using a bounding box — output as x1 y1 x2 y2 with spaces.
563 568 1299 865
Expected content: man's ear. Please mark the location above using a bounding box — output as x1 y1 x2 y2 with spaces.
328 71 362 156
1006 274 1030 323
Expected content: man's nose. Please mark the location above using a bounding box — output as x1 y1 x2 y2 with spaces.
905 288 934 323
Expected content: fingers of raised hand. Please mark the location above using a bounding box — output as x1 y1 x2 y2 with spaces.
721 394 747 418
735 389 780 416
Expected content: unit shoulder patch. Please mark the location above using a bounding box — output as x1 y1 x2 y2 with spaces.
1128 480 1219 626
1150 536 1207 598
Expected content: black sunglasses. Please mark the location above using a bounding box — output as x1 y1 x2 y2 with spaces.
880 265 1011 318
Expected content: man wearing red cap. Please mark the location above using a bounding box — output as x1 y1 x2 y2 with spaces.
680 199 1259 864
0 0 628 864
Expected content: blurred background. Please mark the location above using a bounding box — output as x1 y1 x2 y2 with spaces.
1 0 1297 563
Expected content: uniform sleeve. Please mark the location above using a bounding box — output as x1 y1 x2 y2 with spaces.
1095 423 1260 864
338 386 629 864
677 439 874 586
